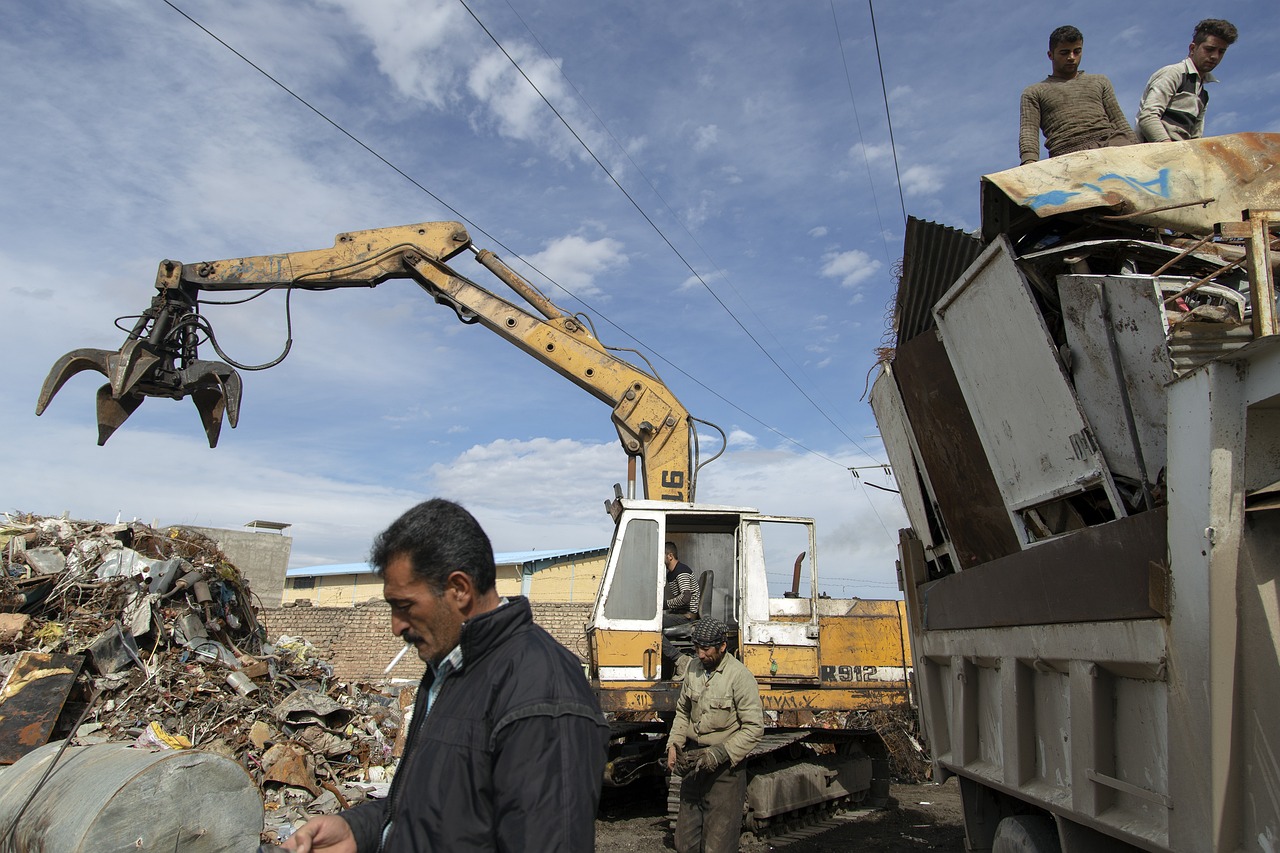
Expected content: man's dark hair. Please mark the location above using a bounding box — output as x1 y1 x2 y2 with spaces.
1193 19 1237 46
370 498 496 593
665 541 678 559
1048 25 1083 50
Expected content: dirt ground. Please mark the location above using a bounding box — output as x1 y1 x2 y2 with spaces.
596 778 966 852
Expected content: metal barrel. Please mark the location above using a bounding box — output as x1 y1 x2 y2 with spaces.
0 741 263 853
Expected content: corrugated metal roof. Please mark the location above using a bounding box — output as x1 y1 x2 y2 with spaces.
895 217 983 347
285 546 607 578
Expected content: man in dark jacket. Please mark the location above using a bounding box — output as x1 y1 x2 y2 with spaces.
285 498 609 853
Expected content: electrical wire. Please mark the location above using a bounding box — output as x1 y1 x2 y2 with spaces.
158 0 891 489
456 0 881 460
504 0 866 441
830 0 894 270
867 0 907 224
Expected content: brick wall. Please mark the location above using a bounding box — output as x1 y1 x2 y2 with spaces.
260 601 593 681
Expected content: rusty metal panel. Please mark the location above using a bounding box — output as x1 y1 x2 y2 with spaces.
743 643 818 681
869 366 938 551
895 217 984 345
981 133 1280 241
933 236 1123 522
0 651 84 764
921 508 1167 630
1058 275 1174 485
892 330 1021 568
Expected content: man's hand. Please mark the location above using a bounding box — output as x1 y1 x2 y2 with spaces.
281 815 357 853
667 744 678 772
693 744 728 775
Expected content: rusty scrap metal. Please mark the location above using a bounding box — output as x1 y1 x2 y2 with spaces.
982 133 1280 239
1 511 411 844
0 651 84 764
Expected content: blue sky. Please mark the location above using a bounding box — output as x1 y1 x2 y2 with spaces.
3 0 1277 598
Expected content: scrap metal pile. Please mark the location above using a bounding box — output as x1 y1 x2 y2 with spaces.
0 512 411 842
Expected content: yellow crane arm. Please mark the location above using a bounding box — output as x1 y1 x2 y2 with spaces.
37 222 708 501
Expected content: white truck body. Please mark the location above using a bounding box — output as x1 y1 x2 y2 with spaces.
871 133 1280 852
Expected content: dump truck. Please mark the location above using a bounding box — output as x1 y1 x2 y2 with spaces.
37 219 916 831
870 132 1280 852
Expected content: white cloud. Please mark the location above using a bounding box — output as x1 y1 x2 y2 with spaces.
681 190 719 231
848 142 893 165
692 124 719 153
820 249 882 289
900 164 945 197
320 0 472 110
809 226 829 238
525 233 628 298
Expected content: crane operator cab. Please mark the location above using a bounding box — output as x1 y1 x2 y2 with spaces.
587 495 823 695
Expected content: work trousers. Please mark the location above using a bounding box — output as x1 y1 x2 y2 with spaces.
675 761 747 853
662 611 694 661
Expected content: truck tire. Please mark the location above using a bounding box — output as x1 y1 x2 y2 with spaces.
992 814 1061 853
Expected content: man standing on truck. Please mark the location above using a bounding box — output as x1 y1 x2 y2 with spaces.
666 618 764 853
1019 25 1135 164
1136 18 1238 142
284 498 609 853
662 541 701 672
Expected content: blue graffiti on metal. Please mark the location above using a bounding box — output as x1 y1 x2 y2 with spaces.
1025 167 1171 210
1025 189 1081 209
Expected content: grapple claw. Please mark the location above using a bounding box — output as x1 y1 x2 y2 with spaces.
95 385 145 446
106 339 162 400
36 349 115 415
182 361 244 448
39 340 243 446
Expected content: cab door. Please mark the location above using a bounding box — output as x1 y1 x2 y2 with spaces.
738 515 821 682
589 509 664 681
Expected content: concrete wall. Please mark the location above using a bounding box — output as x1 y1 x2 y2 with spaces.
260 600 594 681
186 525 291 608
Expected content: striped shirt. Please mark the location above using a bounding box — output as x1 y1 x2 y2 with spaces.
664 565 700 614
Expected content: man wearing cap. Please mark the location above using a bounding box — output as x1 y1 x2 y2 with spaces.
665 618 765 853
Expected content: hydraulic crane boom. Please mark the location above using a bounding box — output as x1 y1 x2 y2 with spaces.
37 221 717 501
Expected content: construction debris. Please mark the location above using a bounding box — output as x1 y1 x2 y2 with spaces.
0 512 411 844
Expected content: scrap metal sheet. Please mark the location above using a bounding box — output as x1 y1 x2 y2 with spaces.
933 235 1120 516
0 651 84 764
982 132 1280 237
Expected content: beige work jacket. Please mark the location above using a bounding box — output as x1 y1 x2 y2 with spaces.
666 652 764 767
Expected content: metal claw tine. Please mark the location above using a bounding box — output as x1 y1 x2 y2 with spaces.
107 339 162 400
95 385 145 446
183 361 244 447
220 367 242 428
36 349 114 415
190 385 227 448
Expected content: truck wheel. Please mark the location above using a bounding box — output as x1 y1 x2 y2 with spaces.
992 814 1060 853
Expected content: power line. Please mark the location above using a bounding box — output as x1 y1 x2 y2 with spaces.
505 0 868 443
867 0 907 224
830 0 894 270
155 0 862 473
455 0 880 460
157 0 899 500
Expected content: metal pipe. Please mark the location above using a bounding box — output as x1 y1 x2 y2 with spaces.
469 247 568 322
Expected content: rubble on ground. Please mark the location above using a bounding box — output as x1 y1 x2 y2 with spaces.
0 511 412 843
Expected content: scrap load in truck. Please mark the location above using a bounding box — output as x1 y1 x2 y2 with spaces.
870 132 1279 852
